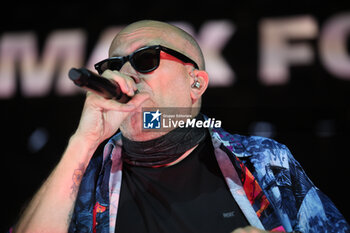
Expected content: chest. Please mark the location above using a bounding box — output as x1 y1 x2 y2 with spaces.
115 140 249 233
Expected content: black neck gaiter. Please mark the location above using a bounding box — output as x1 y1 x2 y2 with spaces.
121 114 207 167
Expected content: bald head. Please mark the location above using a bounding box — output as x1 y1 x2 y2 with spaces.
109 20 205 70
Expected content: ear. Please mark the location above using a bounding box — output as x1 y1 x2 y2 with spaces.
189 69 209 104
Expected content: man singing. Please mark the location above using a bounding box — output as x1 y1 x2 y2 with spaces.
13 20 349 233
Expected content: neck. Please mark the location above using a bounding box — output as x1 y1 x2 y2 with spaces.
152 145 198 168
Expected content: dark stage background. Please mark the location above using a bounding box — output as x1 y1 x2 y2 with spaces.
1 1 350 231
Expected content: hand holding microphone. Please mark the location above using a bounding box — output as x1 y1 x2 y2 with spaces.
68 67 149 146
68 67 138 103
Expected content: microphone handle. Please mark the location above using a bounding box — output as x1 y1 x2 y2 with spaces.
68 67 131 103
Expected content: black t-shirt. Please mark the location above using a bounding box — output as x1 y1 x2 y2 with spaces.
115 134 249 233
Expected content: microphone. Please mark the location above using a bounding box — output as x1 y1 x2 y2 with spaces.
68 67 131 103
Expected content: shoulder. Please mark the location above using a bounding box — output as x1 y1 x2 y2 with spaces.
210 126 291 169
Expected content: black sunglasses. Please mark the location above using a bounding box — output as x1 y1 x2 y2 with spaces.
94 45 199 74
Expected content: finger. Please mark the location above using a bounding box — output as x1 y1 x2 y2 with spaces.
112 70 138 95
86 91 136 112
127 91 151 108
101 91 151 113
102 70 136 97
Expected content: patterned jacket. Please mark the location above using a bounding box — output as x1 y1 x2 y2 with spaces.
69 124 349 233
